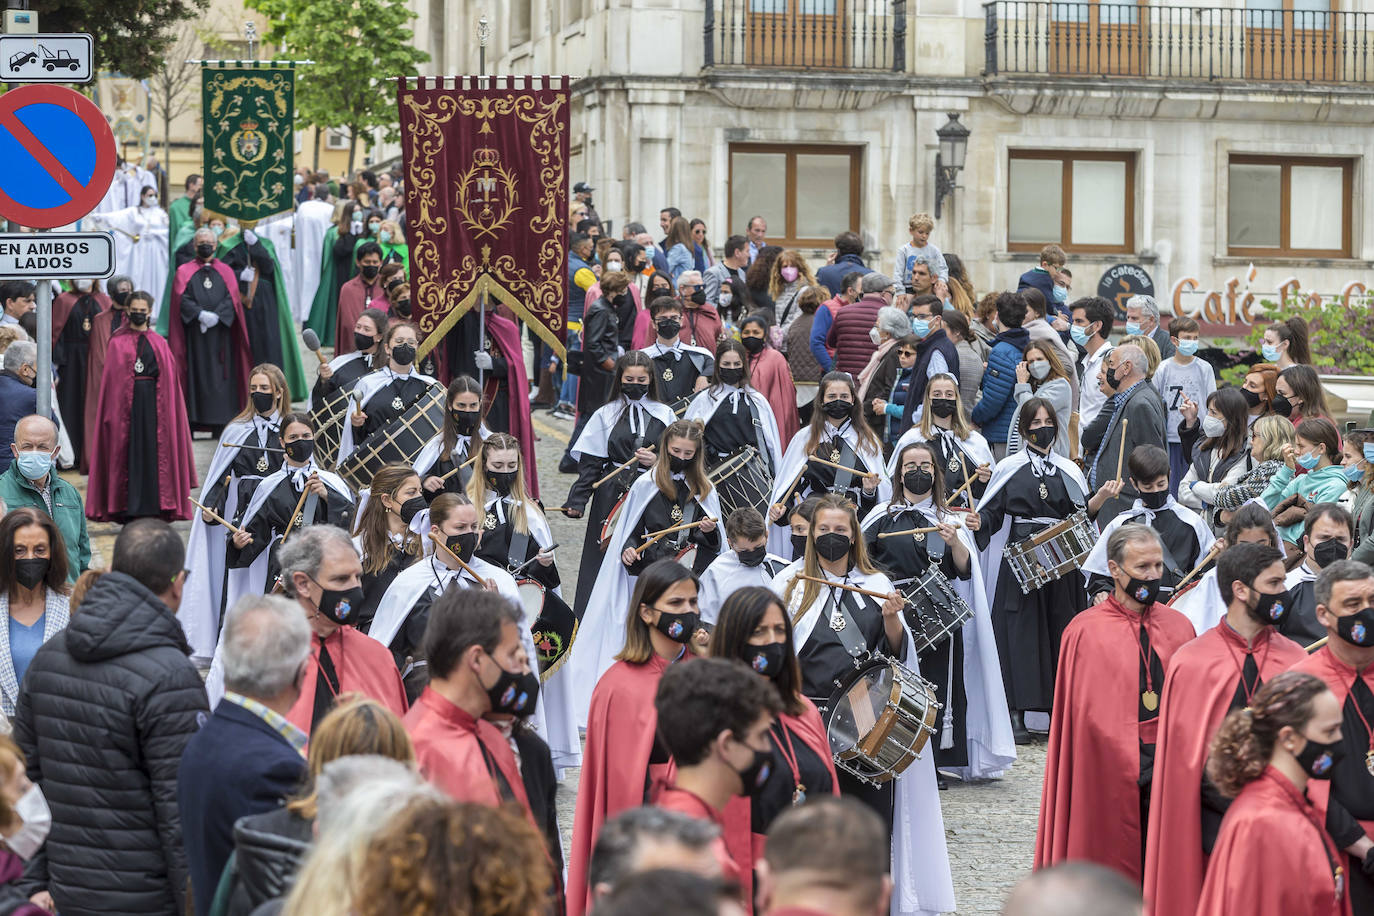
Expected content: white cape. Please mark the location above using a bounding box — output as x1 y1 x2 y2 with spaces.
767 420 890 558
295 198 335 320
256 213 299 321
1080 496 1216 582
682 384 783 473
884 426 994 478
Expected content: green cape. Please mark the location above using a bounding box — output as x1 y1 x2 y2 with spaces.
305 224 340 347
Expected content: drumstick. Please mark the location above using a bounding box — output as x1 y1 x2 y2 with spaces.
1115 418 1129 484
641 517 719 540
221 441 286 453
807 454 878 479
772 462 809 512
1165 542 1223 603
302 328 328 366
188 497 245 536
1306 636 1328 652
637 518 715 556
438 452 481 482
795 574 897 602
948 466 989 503
351 391 365 419
593 449 652 490
877 523 961 538
279 481 313 543
428 531 488 583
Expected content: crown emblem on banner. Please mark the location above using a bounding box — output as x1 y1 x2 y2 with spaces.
455 147 519 240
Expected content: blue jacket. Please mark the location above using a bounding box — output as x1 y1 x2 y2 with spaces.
177 700 306 916
809 305 837 371
667 243 694 283
971 328 1030 443
0 372 36 473
816 253 871 296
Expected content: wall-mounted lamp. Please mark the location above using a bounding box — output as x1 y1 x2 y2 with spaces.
934 113 969 220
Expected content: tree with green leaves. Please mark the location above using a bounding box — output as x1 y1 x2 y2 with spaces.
246 0 428 174
26 0 208 79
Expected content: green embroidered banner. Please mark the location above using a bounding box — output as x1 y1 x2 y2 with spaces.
202 64 294 221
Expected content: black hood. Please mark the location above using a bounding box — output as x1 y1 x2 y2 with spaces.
65 571 192 663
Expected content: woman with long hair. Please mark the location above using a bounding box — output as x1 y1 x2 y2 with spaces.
562 352 676 615
664 216 695 284
1007 342 1073 457
770 494 954 915
771 250 819 338
973 397 1089 741
350 462 424 632
1196 672 1348 916
416 375 487 497
887 373 994 509
183 363 290 659
337 321 439 463
767 371 888 556
1275 364 1332 427
565 559 702 916
740 312 800 445
683 339 783 517
0 508 69 717
690 218 714 272
1261 316 1312 370
746 245 782 313
1178 388 1254 531
943 253 976 320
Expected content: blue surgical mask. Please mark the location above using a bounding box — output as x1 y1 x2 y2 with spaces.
1125 321 1142 336
1070 324 1090 347
911 317 929 338
1052 285 1068 304
1363 443 1374 464
1345 463 1365 483
14 451 52 481
1176 339 1199 356
379 229 392 245
1261 343 1281 362
1297 451 1321 471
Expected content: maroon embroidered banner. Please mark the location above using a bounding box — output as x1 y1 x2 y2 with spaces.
398 75 570 361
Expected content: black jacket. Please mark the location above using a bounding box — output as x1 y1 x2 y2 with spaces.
13 572 210 916
215 806 312 916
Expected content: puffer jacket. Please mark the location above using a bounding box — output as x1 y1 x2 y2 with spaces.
210 806 312 916
13 571 209 916
970 328 1030 443
826 294 884 376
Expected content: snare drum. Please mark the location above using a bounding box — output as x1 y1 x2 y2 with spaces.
1004 510 1097 595
709 447 772 520
896 567 975 654
599 490 630 545
823 656 940 786
515 578 544 628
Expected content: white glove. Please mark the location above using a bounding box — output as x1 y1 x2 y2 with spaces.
474 351 493 371
198 310 221 333
239 266 257 283
243 229 258 246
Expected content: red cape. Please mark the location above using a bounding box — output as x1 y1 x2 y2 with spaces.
168 259 253 407
287 626 408 735
77 299 117 475
655 787 743 888
1034 596 1196 881
334 276 387 355
1196 768 1351 916
566 653 679 916
404 687 534 818
484 314 539 498
747 346 800 446
51 290 109 350
1143 622 1305 916
1292 646 1374 840
85 328 198 522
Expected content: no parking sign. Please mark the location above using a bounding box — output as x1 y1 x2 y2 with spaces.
0 83 116 229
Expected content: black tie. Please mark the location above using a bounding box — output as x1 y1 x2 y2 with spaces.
311 639 341 731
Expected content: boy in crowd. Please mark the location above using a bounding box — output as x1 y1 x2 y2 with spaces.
698 508 790 625
894 213 948 286
1017 245 1069 320
1151 316 1216 495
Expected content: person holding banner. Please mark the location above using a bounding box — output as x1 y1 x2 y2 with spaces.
169 227 253 434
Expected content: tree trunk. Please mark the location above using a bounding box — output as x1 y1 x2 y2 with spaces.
163 103 171 182
313 125 322 172
347 128 357 176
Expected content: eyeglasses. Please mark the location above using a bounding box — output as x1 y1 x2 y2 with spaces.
897 349 917 357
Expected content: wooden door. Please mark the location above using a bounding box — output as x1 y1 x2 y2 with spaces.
746 0 847 68
1245 0 1336 81
1049 0 1146 76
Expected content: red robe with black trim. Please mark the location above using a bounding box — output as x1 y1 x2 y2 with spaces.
168 258 253 409
286 626 408 735
404 686 534 818
1144 622 1305 916
1196 767 1352 916
566 653 681 916
1292 646 1374 842
1034 596 1195 882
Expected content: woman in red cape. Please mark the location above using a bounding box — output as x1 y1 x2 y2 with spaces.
709 586 839 911
1197 671 1351 916
565 559 702 916
739 314 799 445
86 292 197 523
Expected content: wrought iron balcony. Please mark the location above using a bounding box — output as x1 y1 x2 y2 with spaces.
704 0 907 71
984 0 1374 84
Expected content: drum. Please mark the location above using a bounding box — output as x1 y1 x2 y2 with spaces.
310 385 355 468
896 567 975 654
709 446 772 520
599 489 630 545
823 655 940 786
1004 509 1097 595
337 384 446 492
515 578 544 628
528 583 579 680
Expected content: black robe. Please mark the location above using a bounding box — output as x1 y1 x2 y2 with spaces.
227 471 354 592
54 293 102 466
925 431 989 508
618 479 720 578
358 374 433 442
649 347 711 412
125 335 161 520
222 238 283 370
179 264 243 429
311 352 374 409
201 419 284 520
1085 507 1207 602
427 433 482 498
358 544 417 636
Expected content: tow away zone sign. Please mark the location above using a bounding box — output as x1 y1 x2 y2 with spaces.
0 232 113 278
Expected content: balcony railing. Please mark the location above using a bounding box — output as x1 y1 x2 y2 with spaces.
984 0 1374 84
705 0 907 71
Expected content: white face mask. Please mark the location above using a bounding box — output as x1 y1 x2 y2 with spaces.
1201 415 1226 439
1028 360 1050 380
869 327 882 345
73 280 92 292
5 784 51 861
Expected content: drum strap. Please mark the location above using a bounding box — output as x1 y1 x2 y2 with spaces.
672 497 700 550
743 396 774 476
508 525 532 573
821 587 871 661
833 438 858 495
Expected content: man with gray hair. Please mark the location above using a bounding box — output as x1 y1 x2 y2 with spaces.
0 415 89 580
168 224 251 430
0 340 39 472
1035 523 1195 883
1002 862 1142 916
1083 342 1167 525
1124 294 1174 359
177 595 312 916
589 807 723 904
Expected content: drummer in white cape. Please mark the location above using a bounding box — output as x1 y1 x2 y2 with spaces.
698 507 791 626
768 494 955 916
350 462 426 633
768 371 889 558
1171 502 1282 635
561 353 676 616
970 397 1089 743
180 365 290 662
683 339 782 516
1080 444 1215 605
862 441 1015 782
312 306 386 410
416 376 489 497
562 419 721 725
640 296 714 413
886 373 993 509
225 412 355 599
337 321 439 464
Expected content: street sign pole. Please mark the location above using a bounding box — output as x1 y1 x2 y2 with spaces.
35 252 51 416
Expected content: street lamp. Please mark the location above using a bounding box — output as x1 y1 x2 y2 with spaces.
933 112 970 219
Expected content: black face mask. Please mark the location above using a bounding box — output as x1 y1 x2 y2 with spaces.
354 332 377 352
250 391 275 414
1139 489 1168 510
903 469 934 496
747 642 786 679
657 318 681 339
1248 587 1293 628
397 495 427 524
111 290 131 307
483 655 540 718
821 399 853 420
13 558 48 590
312 580 365 626
284 439 315 463
1105 365 1124 391
734 738 773 795
126 311 149 328
690 290 707 306
668 455 690 474
741 336 766 355
447 531 478 563
1122 575 1162 607
1241 387 1262 408
621 382 648 401
737 545 767 568
1028 426 1056 451
653 607 700 644
360 264 381 280
1336 606 1374 647
815 532 851 562
929 398 957 420
393 299 411 317
489 470 518 495
1295 735 1345 780
195 243 215 259
1272 394 1294 418
719 367 745 386
1314 538 1350 569
790 533 808 558
451 409 479 435
391 342 416 366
